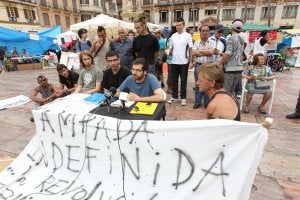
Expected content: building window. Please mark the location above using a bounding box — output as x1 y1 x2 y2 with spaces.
6 6 19 22
40 0 47 7
94 0 99 6
159 10 168 23
174 9 183 21
158 0 168 5
205 9 217 16
241 7 255 20
81 14 91 21
65 16 71 27
55 15 61 25
74 17 78 23
63 0 68 10
24 9 36 23
42 13 50 26
143 0 151 5
72 0 78 12
189 9 199 22
80 0 89 4
53 0 58 9
261 7 276 19
282 5 298 18
222 9 235 20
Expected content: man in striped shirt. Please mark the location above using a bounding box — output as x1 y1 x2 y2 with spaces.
190 25 214 109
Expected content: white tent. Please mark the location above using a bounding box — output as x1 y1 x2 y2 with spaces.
56 30 77 45
69 14 163 38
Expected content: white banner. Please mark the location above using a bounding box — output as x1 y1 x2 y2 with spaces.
0 106 268 200
0 95 31 110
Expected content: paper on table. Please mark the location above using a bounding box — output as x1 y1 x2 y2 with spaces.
110 99 135 108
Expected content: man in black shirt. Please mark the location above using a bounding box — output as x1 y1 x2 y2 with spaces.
56 64 79 95
102 50 131 92
133 16 159 75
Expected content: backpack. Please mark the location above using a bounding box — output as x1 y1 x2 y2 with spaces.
78 40 92 51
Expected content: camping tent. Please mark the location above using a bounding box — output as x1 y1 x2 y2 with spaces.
70 14 162 38
0 26 60 56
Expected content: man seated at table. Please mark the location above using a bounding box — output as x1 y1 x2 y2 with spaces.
20 49 31 63
102 50 131 93
197 63 240 121
74 50 103 94
56 64 79 95
116 58 164 102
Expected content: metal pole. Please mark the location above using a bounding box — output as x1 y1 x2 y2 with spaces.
170 0 174 27
243 0 248 22
217 0 221 22
192 0 195 31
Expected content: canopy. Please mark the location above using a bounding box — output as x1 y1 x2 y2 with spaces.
0 26 60 55
70 14 162 37
0 26 29 42
38 26 62 42
243 23 277 31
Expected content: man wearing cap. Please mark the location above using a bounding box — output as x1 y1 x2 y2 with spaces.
209 24 226 63
219 19 245 96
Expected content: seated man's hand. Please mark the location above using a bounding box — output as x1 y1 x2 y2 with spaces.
128 93 140 102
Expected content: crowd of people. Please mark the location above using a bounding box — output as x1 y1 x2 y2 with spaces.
28 15 300 121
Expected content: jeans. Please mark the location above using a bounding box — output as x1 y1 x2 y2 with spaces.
194 63 209 106
224 72 242 96
171 64 188 99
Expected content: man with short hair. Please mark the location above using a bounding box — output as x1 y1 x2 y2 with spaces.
76 28 92 53
154 29 166 88
209 24 226 63
102 50 131 93
167 18 193 106
191 25 214 109
56 64 79 95
116 58 164 103
133 16 159 75
219 19 245 96
111 27 134 70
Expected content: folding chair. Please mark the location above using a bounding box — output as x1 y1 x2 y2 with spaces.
240 78 277 115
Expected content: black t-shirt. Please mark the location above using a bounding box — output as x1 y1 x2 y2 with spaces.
133 33 159 65
102 66 131 90
59 70 79 89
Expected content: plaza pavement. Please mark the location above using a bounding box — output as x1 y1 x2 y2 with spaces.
0 68 299 199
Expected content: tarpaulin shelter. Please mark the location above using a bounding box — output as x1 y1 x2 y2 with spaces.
37 26 62 42
0 26 60 56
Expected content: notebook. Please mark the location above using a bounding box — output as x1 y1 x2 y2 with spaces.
83 93 105 104
130 102 158 115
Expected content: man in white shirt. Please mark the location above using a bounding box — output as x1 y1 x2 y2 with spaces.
167 18 193 106
209 24 226 63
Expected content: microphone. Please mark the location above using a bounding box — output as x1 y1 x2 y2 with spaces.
99 87 117 107
119 88 130 108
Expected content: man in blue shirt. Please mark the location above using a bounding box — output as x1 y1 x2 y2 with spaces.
117 58 164 102
111 27 134 70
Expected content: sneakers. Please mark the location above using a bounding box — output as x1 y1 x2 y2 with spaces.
181 99 187 106
167 97 178 104
193 104 200 109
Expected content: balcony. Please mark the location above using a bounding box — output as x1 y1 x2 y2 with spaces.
80 4 103 14
158 0 169 5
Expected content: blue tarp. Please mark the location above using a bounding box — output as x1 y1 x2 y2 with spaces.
0 26 60 56
38 26 62 42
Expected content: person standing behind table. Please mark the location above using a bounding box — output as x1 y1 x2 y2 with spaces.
133 15 159 75
191 25 214 109
198 63 240 121
90 26 112 72
102 50 131 93
116 58 164 103
253 30 272 55
154 29 166 88
75 28 92 53
219 19 244 96
167 18 193 106
209 24 226 63
56 64 79 95
111 27 134 70
75 51 103 94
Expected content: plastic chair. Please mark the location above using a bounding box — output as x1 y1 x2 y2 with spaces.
240 78 276 115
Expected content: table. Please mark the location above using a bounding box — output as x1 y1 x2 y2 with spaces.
89 102 166 121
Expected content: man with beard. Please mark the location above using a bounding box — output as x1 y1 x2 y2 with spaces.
116 58 164 102
197 63 240 121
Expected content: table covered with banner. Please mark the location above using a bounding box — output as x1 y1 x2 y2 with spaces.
0 94 268 200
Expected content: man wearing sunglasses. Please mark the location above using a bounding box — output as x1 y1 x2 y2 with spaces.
116 58 164 103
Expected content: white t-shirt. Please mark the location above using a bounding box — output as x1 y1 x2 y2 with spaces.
170 32 193 65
